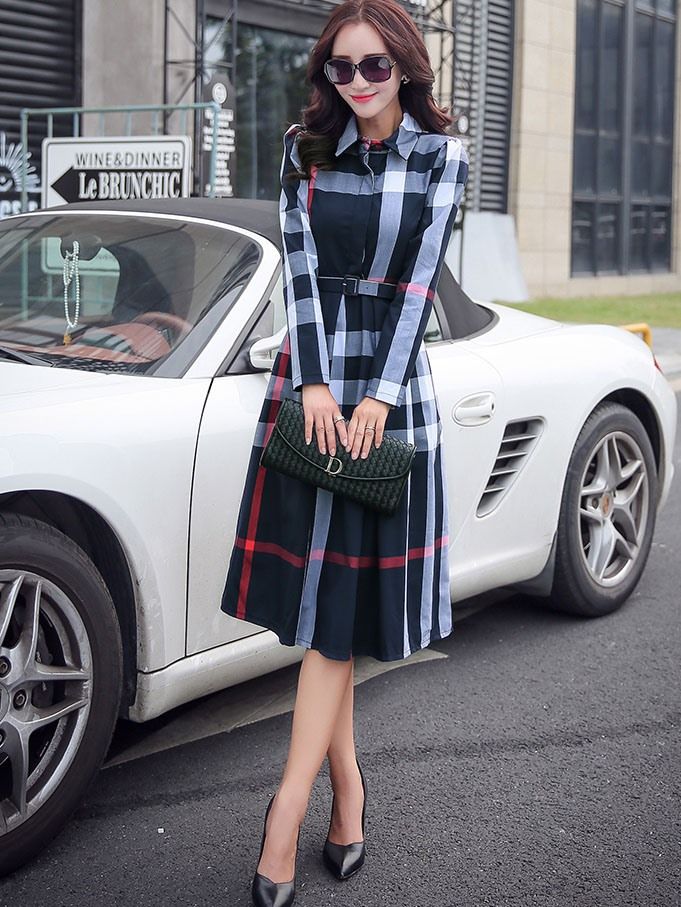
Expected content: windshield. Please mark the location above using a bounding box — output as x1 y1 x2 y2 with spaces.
0 212 261 374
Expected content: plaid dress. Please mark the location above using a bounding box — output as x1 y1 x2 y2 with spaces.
220 109 469 661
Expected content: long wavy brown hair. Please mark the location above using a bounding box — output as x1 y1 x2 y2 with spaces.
285 0 455 182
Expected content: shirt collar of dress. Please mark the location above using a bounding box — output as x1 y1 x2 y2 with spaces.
334 109 423 160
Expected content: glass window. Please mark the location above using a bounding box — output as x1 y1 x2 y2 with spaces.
597 204 621 272
575 0 599 131
629 205 649 269
574 134 597 194
651 206 672 269
600 4 624 135
572 202 596 274
632 139 651 195
572 0 676 275
205 18 316 201
633 14 653 136
0 213 260 374
654 19 676 139
598 137 622 195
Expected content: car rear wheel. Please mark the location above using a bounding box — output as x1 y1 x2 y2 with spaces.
549 401 658 617
0 513 122 876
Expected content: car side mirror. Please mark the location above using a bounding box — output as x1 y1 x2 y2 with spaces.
248 325 287 371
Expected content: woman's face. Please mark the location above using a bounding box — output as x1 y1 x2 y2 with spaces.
328 21 403 121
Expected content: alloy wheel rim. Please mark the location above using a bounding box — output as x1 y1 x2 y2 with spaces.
0 570 92 834
577 430 650 587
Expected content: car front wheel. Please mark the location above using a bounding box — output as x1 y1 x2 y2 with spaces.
0 513 123 876
549 401 658 617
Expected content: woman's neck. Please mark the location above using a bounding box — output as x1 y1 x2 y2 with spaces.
354 103 402 143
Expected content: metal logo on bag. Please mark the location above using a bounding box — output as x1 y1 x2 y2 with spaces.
325 456 343 475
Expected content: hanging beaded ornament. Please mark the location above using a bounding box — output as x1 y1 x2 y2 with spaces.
62 239 80 345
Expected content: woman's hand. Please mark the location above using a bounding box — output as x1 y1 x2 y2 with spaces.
301 383 348 456
345 397 392 460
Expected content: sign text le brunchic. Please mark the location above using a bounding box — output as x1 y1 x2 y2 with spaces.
41 136 192 207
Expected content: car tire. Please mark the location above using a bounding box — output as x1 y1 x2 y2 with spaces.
549 401 658 617
0 513 123 876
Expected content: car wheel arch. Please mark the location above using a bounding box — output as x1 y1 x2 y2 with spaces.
600 387 662 490
0 491 137 715
518 389 662 607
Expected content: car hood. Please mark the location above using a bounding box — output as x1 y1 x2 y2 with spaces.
0 361 147 412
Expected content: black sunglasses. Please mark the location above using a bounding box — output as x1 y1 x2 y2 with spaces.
324 54 397 86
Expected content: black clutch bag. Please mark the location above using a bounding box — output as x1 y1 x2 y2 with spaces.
260 397 416 516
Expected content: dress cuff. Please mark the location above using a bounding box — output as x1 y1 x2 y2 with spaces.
291 373 330 391
364 378 404 408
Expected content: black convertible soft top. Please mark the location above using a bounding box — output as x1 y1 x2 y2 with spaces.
48 197 284 252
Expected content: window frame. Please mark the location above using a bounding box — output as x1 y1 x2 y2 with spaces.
571 0 677 276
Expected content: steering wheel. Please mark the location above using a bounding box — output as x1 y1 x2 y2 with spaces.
131 311 193 343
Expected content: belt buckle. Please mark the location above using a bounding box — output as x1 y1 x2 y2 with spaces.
341 274 360 295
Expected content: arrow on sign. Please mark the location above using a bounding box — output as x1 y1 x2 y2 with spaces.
50 168 184 203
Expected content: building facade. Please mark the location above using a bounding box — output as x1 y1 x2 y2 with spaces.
0 0 678 298
510 0 680 296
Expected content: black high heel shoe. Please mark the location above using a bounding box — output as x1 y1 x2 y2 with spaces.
322 759 367 881
251 792 301 907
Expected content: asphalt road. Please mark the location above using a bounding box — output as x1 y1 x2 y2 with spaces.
2 392 679 907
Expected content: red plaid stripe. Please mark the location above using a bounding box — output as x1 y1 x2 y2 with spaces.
235 533 449 570
235 335 291 618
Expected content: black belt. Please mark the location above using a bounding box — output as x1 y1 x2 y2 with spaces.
316 274 398 299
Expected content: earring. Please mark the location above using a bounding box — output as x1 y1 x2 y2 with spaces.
401 75 410 83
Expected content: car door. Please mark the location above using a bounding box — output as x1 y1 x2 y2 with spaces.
186 273 286 655
186 269 503 654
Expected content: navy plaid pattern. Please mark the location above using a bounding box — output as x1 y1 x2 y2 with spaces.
220 109 470 661
281 110 469 410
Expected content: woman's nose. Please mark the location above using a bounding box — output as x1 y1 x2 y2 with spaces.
349 69 370 91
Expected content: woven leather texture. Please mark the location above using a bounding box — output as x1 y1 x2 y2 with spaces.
260 398 416 516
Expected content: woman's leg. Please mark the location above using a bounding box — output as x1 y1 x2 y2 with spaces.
325 658 365 845
256 648 353 883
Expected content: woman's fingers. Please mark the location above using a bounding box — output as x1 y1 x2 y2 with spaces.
324 410 337 456
350 416 368 460
301 386 351 455
361 425 376 459
334 415 348 449
345 400 390 459
304 407 314 446
301 388 390 460
312 411 342 455
315 415 327 454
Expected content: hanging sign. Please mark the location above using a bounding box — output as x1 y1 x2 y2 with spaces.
42 136 192 207
201 78 235 197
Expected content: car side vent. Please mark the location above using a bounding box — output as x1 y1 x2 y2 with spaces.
477 418 544 517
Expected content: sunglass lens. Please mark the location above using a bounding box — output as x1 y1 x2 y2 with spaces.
360 56 392 82
325 59 353 84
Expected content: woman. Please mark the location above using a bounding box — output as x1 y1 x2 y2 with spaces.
220 1 469 904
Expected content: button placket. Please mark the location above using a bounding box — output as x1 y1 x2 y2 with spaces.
358 143 376 279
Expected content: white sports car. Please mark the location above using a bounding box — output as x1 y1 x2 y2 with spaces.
0 199 677 875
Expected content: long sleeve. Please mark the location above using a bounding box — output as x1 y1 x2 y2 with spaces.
365 136 469 408
279 124 330 391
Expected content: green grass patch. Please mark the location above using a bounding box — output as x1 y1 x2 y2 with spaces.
500 293 681 328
